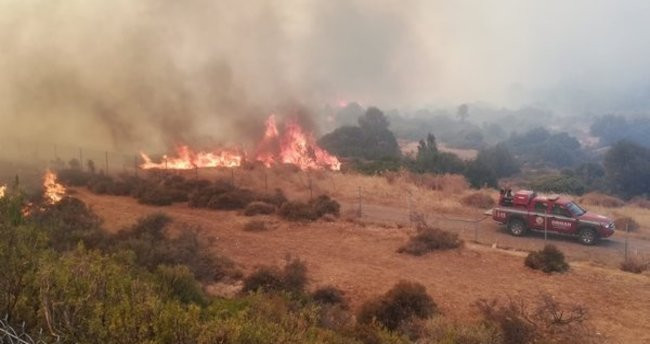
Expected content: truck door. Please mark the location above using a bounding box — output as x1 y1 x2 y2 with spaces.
550 204 576 233
529 201 548 230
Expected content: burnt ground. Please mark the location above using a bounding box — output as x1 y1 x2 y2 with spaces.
73 187 650 344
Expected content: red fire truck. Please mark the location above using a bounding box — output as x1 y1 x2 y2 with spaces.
492 189 615 245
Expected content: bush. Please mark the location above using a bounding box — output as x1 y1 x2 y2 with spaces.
357 280 437 331
529 173 587 195
614 216 640 232
188 181 235 208
155 264 206 305
578 192 624 208
256 188 288 207
620 256 649 274
476 294 592 344
278 201 317 221
242 258 308 294
524 245 569 273
207 189 255 210
398 227 462 256
309 195 341 217
312 286 347 308
137 187 174 206
630 197 650 209
243 220 268 232
244 201 276 216
461 192 495 209
57 168 92 186
113 214 238 282
242 266 285 293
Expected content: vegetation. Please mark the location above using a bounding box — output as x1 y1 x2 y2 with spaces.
242 258 308 294
591 115 650 148
320 107 401 160
461 192 496 209
525 245 570 273
398 227 463 256
619 256 649 274
505 127 584 167
278 195 340 222
357 280 437 331
529 172 587 195
603 140 650 199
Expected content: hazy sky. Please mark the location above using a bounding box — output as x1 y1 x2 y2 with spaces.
1 0 649 150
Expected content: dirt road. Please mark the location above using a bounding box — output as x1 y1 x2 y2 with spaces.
349 201 650 268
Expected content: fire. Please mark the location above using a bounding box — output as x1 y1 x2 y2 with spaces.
43 170 66 204
256 115 341 171
140 145 243 170
139 114 341 171
0 185 6 199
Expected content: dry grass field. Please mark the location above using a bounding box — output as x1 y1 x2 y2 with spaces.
73 177 650 343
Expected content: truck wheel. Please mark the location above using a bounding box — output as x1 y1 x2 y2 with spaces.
578 228 598 245
508 218 526 236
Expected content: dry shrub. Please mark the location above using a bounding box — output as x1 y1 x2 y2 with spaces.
399 171 468 193
244 201 276 216
243 220 268 232
620 256 649 273
357 280 437 331
476 294 596 344
242 258 308 293
278 201 317 221
525 245 569 273
207 189 255 210
256 188 288 207
137 187 174 206
312 286 348 308
629 197 650 209
309 195 340 217
578 192 625 208
614 216 640 232
188 180 235 208
461 192 496 209
398 227 463 256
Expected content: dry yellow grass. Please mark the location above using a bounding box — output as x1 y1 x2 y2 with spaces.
578 192 625 208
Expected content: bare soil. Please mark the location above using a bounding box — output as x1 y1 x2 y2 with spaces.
75 187 650 344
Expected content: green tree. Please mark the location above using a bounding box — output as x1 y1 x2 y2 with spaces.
603 140 650 198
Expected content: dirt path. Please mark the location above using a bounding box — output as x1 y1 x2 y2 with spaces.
74 188 650 344
347 201 650 268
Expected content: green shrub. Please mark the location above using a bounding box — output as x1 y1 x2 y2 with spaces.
525 245 569 273
357 280 437 331
155 264 206 305
244 201 276 216
398 227 462 256
243 258 308 294
530 174 586 195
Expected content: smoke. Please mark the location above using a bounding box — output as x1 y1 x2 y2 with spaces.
1 0 649 153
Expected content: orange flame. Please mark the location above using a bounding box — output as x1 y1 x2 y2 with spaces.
0 185 6 199
140 145 243 170
139 114 341 171
256 115 341 171
43 170 66 204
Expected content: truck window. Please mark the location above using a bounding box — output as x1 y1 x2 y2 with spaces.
534 202 547 213
552 204 572 217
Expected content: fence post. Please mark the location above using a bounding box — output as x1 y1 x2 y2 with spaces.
357 186 362 217
79 148 83 171
105 151 109 175
134 155 139 177
625 222 629 261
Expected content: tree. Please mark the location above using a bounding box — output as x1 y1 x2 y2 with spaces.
457 103 469 122
475 143 519 178
465 160 497 188
603 140 650 199
413 133 465 174
319 106 400 160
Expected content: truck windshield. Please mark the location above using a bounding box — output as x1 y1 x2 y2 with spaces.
566 202 586 216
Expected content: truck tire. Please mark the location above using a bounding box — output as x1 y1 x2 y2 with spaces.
578 227 598 246
507 218 526 236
